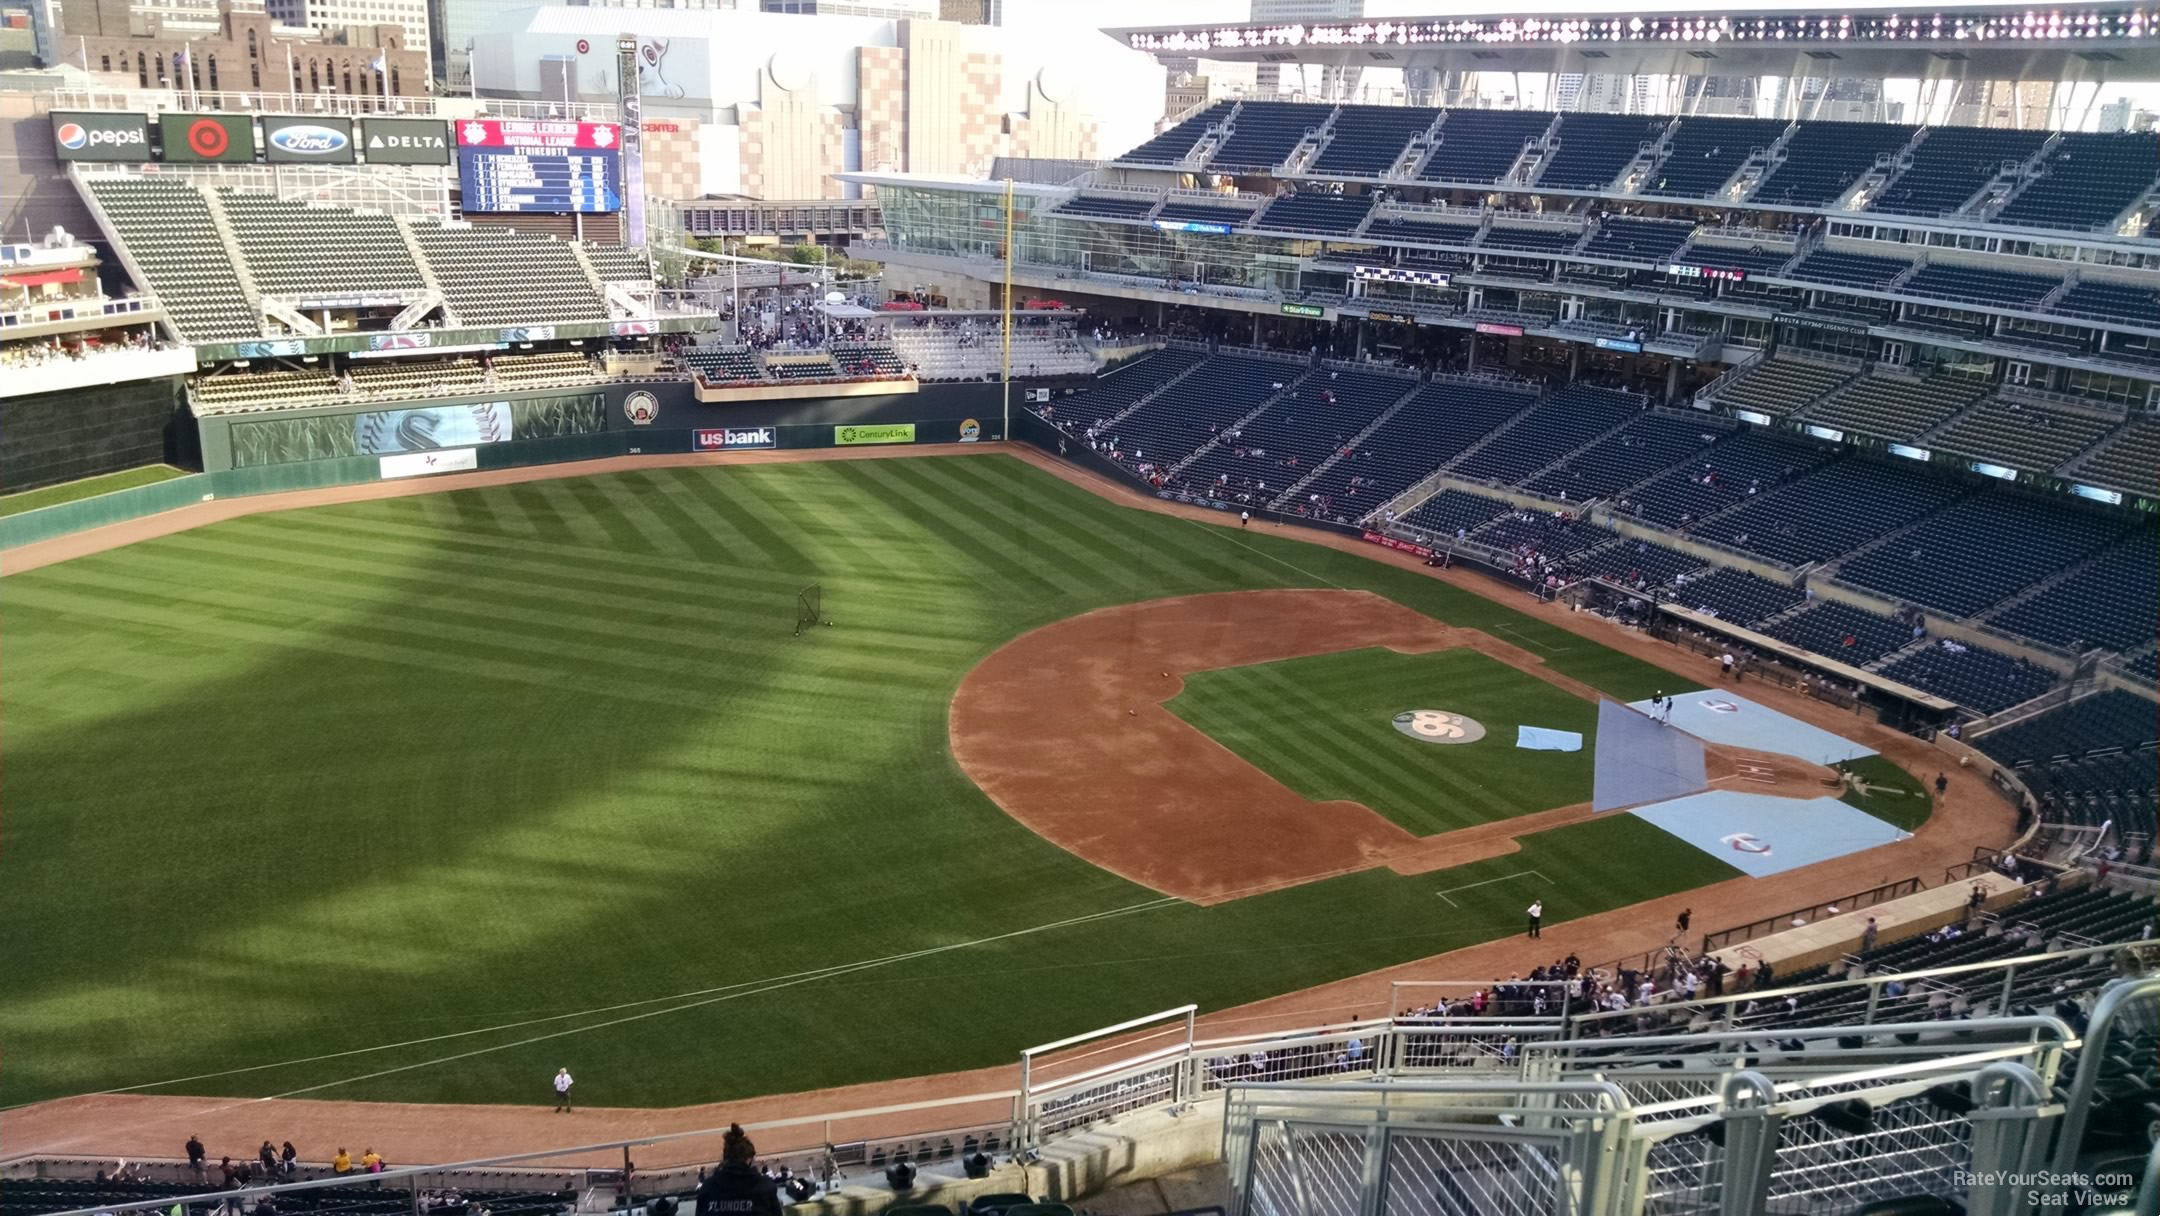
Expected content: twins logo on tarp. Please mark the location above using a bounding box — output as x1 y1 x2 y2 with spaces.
1721 833 1773 855
623 391 660 426
1699 698 1742 714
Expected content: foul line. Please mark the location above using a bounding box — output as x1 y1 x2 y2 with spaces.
1490 623 1572 654
1181 516 1349 591
1433 869 1549 907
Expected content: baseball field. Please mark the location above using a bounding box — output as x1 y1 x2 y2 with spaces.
1 451 1768 1110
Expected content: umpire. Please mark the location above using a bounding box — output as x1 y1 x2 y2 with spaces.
695 1125 781 1216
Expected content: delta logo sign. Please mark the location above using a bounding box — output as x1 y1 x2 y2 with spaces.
268 124 349 157
56 122 146 153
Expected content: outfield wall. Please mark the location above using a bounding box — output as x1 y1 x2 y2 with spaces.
2 377 194 493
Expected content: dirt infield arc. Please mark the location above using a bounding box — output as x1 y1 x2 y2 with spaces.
947 588 1831 904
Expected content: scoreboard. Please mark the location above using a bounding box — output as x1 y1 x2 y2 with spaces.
455 119 622 214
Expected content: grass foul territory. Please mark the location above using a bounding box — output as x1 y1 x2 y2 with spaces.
2 454 1725 1109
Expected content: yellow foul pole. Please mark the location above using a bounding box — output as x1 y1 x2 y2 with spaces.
1001 176 1014 443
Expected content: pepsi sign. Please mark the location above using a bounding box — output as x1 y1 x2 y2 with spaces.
264 116 355 164
51 111 151 162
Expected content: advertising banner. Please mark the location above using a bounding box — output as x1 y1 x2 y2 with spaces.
1362 530 1434 559
693 427 776 451
1474 322 1525 337
158 113 256 163
51 111 152 162
354 402 512 454
369 332 433 351
361 118 451 165
262 116 354 164
835 423 916 446
380 448 479 479
1280 303 1326 318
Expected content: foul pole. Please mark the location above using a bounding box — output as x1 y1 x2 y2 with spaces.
1001 176 1015 444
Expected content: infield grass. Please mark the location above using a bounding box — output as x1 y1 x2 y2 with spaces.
0 453 1731 1109
0 464 187 517
1168 648 1596 834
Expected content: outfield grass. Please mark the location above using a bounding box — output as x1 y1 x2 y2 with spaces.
1837 754 1935 831
0 454 1731 1109
1168 648 1597 834
0 464 188 517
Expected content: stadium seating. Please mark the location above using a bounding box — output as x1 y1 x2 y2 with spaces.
1664 568 1807 626
1311 106 1438 177
1641 117 1790 198
190 367 337 412
1929 398 2118 473
2126 650 2158 682
683 347 764 383
1577 218 1696 264
1803 373 1988 441
1899 263 2062 312
1751 120 1917 208
1153 200 1254 228
1839 492 2130 619
1180 368 1415 500
1479 226 1580 255
2050 278 2160 326
1296 379 1541 510
1878 639 2059 714
1454 384 1641 486
1367 215 1482 248
1988 536 2160 653
1785 249 1914 292
1703 358 1853 416
831 343 908 377
581 245 653 282
1417 109 1552 184
2016 751 2157 841
1761 598 1916 665
768 353 838 380
1979 689 2158 765
1399 487 1515 537
1210 102 1326 173
408 224 606 326
1998 132 2160 231
885 324 1092 380
1048 348 1205 423
1524 412 1716 501
2077 417 2160 497
1477 509 1616 558
83 178 260 342
1108 354 1300 474
1668 242 1797 277
1538 114 1668 190
1623 429 1829 528
1055 195 1159 221
1868 126 2048 218
1252 192 1373 237
1117 99 1234 165
1694 458 1962 567
216 190 425 300
1570 537 1705 587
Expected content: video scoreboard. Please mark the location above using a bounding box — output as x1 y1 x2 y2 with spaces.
455 119 622 214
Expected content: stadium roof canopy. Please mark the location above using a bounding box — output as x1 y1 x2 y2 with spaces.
1105 3 2160 81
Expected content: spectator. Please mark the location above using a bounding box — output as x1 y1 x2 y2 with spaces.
333 1148 352 1176
695 1125 782 1216
187 1136 208 1184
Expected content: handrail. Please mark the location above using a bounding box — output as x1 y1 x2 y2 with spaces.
1700 876 1928 953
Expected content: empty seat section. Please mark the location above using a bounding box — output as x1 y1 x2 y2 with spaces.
1642 117 1789 198
1753 121 1917 207
1977 689 2157 765
1665 568 1807 626
1417 110 1552 184
1051 349 1205 423
1998 132 2160 231
1804 373 1987 441
1571 538 1705 587
1454 384 1640 485
2051 279 2160 326
1369 216 1480 247
1480 226 1578 254
1899 263 2061 311
1054 195 1159 221
1841 492 2129 618
1310 106 1438 177
1989 535 2160 653
1524 412 1714 500
1298 380 1539 508
1624 430 1828 527
1578 218 1695 263
1154 201 1253 228
189 367 338 413
1184 369 1414 505
581 244 652 282
1211 102 1328 173
409 224 605 325
1930 399 2117 473
1694 458 1961 567
1703 358 1851 416
1110 354 1297 471
1400 488 1514 537
1762 599 1915 665
2078 418 2160 497
831 344 908 377
1879 640 2058 714
1786 249 1913 291
217 190 424 299
1539 114 1667 190
84 177 259 342
1117 99 1235 165
1869 126 2048 218
1253 192 1372 237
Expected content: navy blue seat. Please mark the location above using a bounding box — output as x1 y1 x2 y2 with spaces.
1693 458 1962 567
1417 110 1552 184
1454 384 1641 487
1988 536 2159 653
1623 430 1829 528
1117 100 1235 165
1786 250 1914 291
1211 102 1327 174
1762 600 1915 665
1642 117 1789 199
1312 106 1438 177
1525 412 1717 501
1998 132 2160 232
1664 568 1807 627
1539 114 1667 190
1841 494 2129 619
1253 192 1373 237
1868 126 2047 218
1480 226 1579 254
1899 263 2060 311
1578 218 1696 264
1054 195 1157 221
1752 121 1917 207
1879 640 2058 714
1298 380 1540 511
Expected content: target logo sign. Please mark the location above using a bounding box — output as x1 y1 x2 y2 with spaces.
576 38 590 53
187 118 229 157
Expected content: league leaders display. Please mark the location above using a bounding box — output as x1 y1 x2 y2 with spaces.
455 119 622 214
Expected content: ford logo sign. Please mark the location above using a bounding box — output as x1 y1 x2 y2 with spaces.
270 124 348 155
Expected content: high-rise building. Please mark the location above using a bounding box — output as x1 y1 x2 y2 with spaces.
433 0 539 89
265 0 425 67
1248 0 1360 100
936 0 997 23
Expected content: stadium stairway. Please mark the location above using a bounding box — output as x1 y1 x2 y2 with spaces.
1268 375 1428 509
1099 351 1211 427
1167 370 1319 480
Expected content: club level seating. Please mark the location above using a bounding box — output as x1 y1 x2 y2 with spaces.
1761 599 1914 665
1696 457 1962 567
1670 243 1797 277
1641 116 1789 199
1117 99 1235 165
1841 491 2129 619
1055 195 1159 221
1110 354 1299 470
1704 357 1852 416
1299 380 1540 509
1571 537 1704 587
1211 101 1326 173
1479 226 1579 254
1253 192 1373 237
1752 120 1917 208
1524 412 1717 501
1368 215 1482 247
2051 279 2160 327
216 189 424 300
1878 639 2058 714
2079 417 2160 497
1311 105 1438 177
408 223 605 326
1804 373 1988 441
1989 535 2160 654
1578 218 1696 264
1154 201 1253 228
1900 263 2061 312
683 347 764 382
1418 109 1552 184
1053 348 1205 421
1664 567 1807 626
83 177 259 342
1623 429 1829 528
1930 398 2119 474
1454 384 1641 486
1978 689 2158 766
1182 369 1414 498
831 344 908 377
1474 257 1553 282
190 367 338 412
1539 114 1668 190
1999 132 2160 232
1400 488 1515 537
1869 126 2048 218
581 244 652 282
1785 249 1913 291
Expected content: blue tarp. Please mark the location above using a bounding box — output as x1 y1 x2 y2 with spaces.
1516 726 1584 752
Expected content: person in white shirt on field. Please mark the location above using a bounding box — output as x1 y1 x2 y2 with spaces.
553 1067 574 1112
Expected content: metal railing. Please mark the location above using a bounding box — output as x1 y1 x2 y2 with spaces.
1700 876 1929 954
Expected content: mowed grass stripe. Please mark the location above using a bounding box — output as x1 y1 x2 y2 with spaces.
667 466 822 572
843 459 1089 600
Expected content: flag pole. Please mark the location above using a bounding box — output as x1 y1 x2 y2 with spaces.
1000 175 1013 444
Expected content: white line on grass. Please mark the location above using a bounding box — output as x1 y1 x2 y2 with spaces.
1433 869 1549 907
1490 624 1571 653
1181 517 1349 590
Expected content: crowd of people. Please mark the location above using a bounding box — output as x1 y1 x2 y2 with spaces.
2 329 164 369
